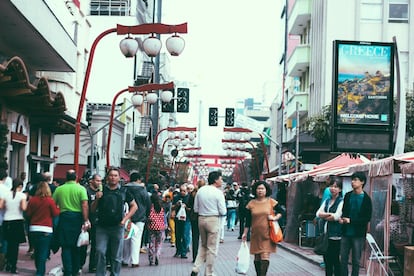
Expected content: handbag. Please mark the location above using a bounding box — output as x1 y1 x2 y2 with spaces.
268 200 283 243
235 241 250 274
313 232 329 255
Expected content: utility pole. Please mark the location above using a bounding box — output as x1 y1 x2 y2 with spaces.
295 101 300 173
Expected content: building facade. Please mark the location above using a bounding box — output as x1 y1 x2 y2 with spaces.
270 0 414 172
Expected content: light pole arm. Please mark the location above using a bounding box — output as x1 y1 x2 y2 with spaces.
106 88 129 168
146 127 169 183
146 126 196 183
74 27 117 175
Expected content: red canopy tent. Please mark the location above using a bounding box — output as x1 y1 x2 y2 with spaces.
269 153 370 183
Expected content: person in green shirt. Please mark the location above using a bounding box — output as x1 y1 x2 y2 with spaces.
53 169 90 276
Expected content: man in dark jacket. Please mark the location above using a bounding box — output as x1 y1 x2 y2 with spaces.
340 171 372 276
122 172 151 267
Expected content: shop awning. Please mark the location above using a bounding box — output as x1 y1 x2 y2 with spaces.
268 153 371 183
54 164 87 181
119 168 130 183
0 56 75 134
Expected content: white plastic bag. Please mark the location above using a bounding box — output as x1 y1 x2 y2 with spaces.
176 204 187 221
124 219 138 240
77 230 89 247
235 241 250 274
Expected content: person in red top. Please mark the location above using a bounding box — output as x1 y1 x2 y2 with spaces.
26 181 60 276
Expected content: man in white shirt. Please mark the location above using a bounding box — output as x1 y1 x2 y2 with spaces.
191 171 226 276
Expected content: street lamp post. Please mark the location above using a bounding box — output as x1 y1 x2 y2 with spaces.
74 23 187 174
223 127 270 174
146 126 196 182
106 82 174 168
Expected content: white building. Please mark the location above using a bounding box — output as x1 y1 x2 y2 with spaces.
270 0 413 172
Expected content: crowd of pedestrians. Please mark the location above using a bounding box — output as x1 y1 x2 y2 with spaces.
0 166 378 276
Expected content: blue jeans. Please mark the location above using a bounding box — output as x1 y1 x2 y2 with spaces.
96 225 124 276
226 208 236 230
184 220 191 250
58 212 82 276
31 232 52 276
340 236 365 276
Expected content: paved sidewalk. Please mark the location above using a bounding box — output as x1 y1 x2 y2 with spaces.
11 227 365 275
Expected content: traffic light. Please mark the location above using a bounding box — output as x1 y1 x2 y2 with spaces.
209 107 218 126
177 88 189 112
225 108 235 127
161 89 175 113
86 110 92 126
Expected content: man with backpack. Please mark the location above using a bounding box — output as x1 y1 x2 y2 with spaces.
92 167 137 276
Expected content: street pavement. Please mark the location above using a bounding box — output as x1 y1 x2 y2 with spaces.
12 226 366 276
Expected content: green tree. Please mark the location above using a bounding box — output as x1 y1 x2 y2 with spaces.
122 145 169 185
305 105 331 143
405 94 414 152
0 124 9 170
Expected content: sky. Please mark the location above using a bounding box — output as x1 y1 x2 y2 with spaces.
86 0 283 156
161 0 283 154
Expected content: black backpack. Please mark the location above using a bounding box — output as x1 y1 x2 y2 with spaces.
98 186 127 226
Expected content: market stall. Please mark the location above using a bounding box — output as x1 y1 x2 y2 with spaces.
348 152 414 273
267 153 370 243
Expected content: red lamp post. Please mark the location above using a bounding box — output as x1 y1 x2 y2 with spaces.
74 23 187 174
106 82 174 168
146 126 196 182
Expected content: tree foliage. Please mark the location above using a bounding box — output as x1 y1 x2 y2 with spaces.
406 95 414 137
0 124 9 170
305 105 331 143
122 145 169 185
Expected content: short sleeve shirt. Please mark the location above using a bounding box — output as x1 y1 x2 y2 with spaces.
53 181 88 212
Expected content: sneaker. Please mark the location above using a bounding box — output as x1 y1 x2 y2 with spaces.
191 272 198 276
220 239 224 243
171 243 175 247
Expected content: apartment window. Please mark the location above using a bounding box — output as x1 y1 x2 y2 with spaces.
389 2 409 23
361 3 383 22
90 0 131 16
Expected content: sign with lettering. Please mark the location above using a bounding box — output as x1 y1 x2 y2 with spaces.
332 40 395 154
234 114 264 134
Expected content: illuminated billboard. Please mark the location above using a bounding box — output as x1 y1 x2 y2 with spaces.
332 40 395 153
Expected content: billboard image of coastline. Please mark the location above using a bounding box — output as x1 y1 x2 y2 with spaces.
335 41 394 126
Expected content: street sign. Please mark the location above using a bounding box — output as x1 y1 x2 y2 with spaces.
234 114 264 133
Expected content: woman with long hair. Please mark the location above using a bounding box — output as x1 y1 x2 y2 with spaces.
242 181 283 276
26 181 60 276
147 191 166 266
316 176 343 276
3 178 27 273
